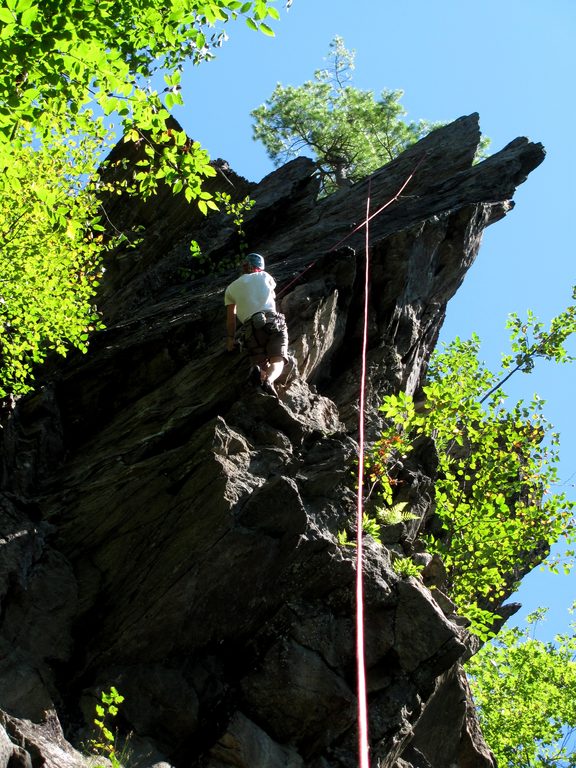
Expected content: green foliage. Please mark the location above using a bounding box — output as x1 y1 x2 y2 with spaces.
0 130 108 395
214 191 256 260
369 298 576 638
251 36 442 194
337 502 417 551
0 0 280 198
337 506 423 580
362 512 382 544
336 514 383 547
392 557 424 579
0 0 281 396
183 192 256 274
483 286 576 402
91 686 125 768
466 609 576 767
376 501 417 526
366 432 409 506
337 528 355 547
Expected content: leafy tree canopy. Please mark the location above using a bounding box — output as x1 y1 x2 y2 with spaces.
466 608 576 767
251 36 444 194
1 0 280 194
0 0 281 396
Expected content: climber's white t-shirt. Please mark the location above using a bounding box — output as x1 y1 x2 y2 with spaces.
224 271 277 324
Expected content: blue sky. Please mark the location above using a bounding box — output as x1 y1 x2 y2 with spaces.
171 0 575 638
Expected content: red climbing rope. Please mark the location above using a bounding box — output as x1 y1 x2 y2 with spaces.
275 157 429 766
355 185 372 768
276 257 320 299
276 152 428 299
330 151 428 253
353 157 429 765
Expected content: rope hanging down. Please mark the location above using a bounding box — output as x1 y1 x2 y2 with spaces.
355 185 372 768
276 156 429 766
350 156 429 767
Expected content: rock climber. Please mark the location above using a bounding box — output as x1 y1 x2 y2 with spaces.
224 252 288 398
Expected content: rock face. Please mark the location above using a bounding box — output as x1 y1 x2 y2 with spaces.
0 114 545 768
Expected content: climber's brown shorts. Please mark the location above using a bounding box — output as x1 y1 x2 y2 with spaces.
244 313 289 364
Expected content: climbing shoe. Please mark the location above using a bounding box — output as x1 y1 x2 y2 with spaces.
248 365 262 387
260 379 278 398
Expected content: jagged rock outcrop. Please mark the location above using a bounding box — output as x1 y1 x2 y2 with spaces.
0 113 545 767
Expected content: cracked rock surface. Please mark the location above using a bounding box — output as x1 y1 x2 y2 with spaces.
0 114 544 767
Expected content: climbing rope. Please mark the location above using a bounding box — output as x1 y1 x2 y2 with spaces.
356 183 372 768
348 156 428 765
275 156 429 765
276 151 428 299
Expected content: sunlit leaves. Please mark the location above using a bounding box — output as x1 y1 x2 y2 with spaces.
371 310 576 639
479 293 576 404
466 610 576 767
0 131 108 395
506 293 576 371
0 0 281 194
90 686 125 766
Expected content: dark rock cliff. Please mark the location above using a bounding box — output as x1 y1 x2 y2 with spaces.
0 114 545 768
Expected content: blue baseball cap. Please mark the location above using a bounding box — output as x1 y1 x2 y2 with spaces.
244 252 265 269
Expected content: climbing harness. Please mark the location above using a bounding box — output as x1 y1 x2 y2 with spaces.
241 310 286 342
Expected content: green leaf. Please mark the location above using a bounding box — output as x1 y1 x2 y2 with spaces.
259 21 275 36
14 0 34 12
